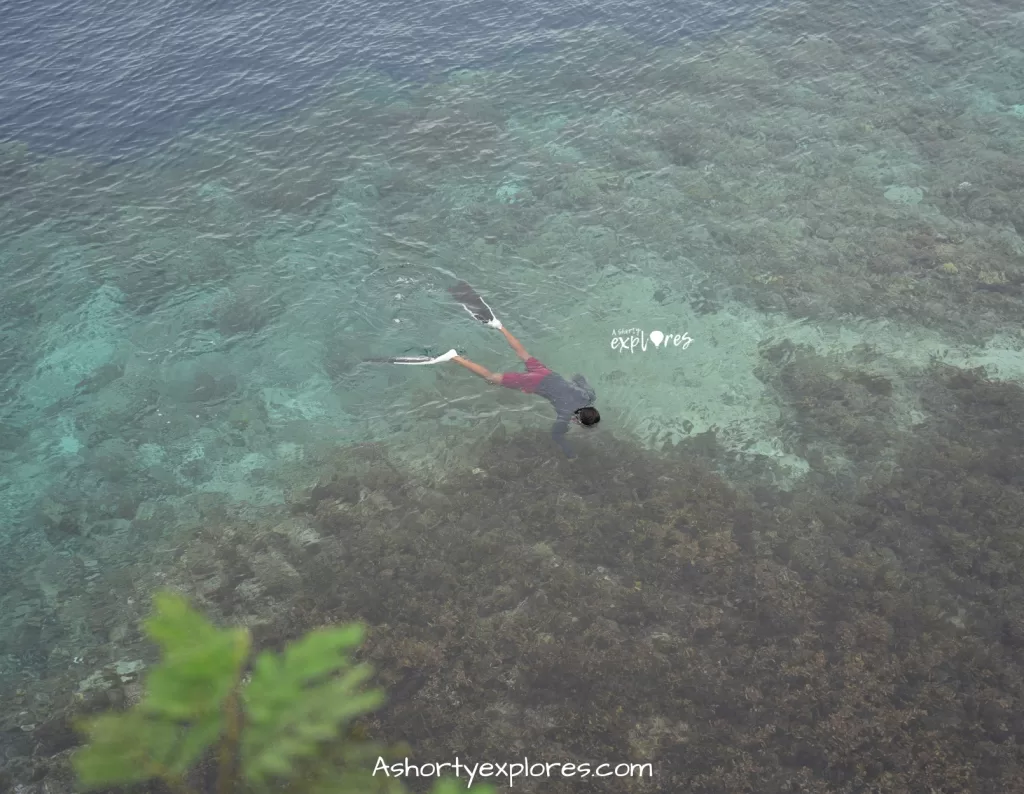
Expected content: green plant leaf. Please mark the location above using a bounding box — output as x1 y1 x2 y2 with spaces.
74 595 426 794
74 712 185 789
282 624 365 677
144 630 249 719
426 779 496 794
74 592 251 790
241 625 384 785
144 591 223 656
140 592 251 721
166 713 225 775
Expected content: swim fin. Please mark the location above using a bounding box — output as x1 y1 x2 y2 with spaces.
364 349 459 365
448 281 497 324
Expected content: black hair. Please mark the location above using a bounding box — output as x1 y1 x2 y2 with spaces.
575 406 600 426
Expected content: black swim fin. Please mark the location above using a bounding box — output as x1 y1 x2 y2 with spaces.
448 281 496 324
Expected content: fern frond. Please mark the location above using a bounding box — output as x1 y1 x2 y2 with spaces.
74 592 249 791
142 591 251 720
241 626 384 785
74 709 219 790
73 594 443 794
431 780 496 794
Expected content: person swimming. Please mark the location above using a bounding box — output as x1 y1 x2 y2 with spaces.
447 282 599 459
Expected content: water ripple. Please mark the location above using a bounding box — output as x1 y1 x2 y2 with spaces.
1 0 774 157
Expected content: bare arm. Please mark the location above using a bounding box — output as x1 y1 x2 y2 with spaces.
451 355 502 385
499 326 531 362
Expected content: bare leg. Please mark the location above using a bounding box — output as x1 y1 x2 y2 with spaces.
452 355 502 385
498 326 531 362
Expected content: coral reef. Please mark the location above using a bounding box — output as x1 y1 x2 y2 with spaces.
6 357 1024 792
4 1 1024 792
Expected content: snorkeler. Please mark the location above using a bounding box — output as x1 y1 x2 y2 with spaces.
447 282 599 459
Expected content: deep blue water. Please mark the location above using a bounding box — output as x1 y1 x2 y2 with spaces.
2 0 768 159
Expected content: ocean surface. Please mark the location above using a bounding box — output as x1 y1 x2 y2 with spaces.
3 0 1024 790
2 0 766 158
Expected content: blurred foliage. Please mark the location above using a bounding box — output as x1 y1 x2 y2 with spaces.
73 591 492 794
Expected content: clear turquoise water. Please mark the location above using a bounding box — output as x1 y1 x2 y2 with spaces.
4 0 1024 786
